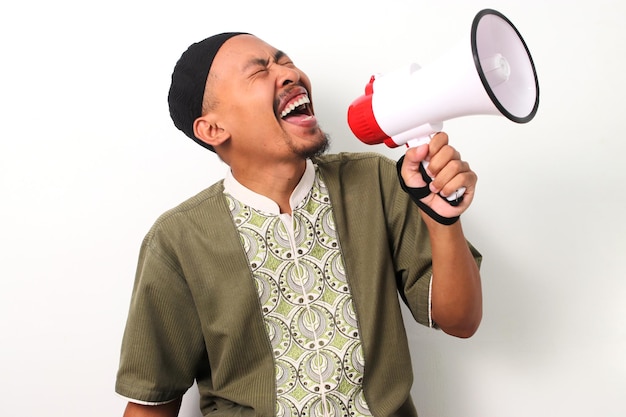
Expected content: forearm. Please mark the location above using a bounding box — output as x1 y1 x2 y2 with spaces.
123 398 182 417
425 217 482 338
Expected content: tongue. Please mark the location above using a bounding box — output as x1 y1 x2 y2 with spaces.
283 113 316 126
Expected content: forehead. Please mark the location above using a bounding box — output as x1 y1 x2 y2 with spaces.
211 35 282 73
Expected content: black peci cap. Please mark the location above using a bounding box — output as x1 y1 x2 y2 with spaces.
168 32 248 152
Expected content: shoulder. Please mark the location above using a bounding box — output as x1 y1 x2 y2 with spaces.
314 151 396 167
314 152 398 177
155 180 225 224
313 152 400 186
143 180 230 247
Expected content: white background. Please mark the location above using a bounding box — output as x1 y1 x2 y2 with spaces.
1 1 624 416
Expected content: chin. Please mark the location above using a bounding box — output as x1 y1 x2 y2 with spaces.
293 130 330 159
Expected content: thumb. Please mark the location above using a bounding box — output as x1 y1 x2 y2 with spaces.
401 144 430 188
404 144 429 167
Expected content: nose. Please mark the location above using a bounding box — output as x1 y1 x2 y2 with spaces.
276 65 300 87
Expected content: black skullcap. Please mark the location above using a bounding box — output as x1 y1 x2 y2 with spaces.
168 32 248 152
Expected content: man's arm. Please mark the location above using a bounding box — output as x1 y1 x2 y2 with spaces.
400 132 482 337
424 218 482 337
123 398 182 417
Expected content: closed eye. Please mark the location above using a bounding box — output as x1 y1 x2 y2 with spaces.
245 50 295 77
244 57 269 77
252 66 268 75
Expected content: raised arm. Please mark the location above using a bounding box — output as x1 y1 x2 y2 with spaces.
400 132 482 337
423 218 482 337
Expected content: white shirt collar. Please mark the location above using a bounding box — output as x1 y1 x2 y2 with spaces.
223 160 316 215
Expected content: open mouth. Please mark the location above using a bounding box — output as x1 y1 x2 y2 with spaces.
280 94 312 118
279 92 315 125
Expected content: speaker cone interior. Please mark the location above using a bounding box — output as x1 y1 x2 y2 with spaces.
472 9 540 123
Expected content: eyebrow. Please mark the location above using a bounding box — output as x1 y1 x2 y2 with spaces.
243 50 288 72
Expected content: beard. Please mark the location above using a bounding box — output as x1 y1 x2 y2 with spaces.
288 128 331 160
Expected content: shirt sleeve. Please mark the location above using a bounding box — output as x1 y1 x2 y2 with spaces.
116 393 176 406
115 236 208 404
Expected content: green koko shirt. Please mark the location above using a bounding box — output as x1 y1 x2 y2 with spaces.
115 152 481 417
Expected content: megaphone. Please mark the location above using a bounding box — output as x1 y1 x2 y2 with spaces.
347 9 539 202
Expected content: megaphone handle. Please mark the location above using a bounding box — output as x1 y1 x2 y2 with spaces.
406 136 466 206
419 160 466 207
397 156 460 225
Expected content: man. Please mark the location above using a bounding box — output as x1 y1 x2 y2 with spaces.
116 32 482 417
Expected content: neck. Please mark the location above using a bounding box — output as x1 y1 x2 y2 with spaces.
229 159 307 214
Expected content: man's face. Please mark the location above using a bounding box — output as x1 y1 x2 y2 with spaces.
206 35 328 161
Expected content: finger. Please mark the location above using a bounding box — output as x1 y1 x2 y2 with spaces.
428 159 466 193
428 132 449 157
427 145 460 178
438 169 477 199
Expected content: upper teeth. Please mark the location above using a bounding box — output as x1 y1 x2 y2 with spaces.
281 95 310 118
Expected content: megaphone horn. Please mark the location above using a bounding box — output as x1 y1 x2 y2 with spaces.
347 9 539 203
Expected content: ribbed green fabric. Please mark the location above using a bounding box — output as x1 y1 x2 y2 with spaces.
115 152 481 417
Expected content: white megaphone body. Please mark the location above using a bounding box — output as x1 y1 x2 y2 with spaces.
347 9 539 203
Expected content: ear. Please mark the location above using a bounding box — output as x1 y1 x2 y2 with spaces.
193 114 230 148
